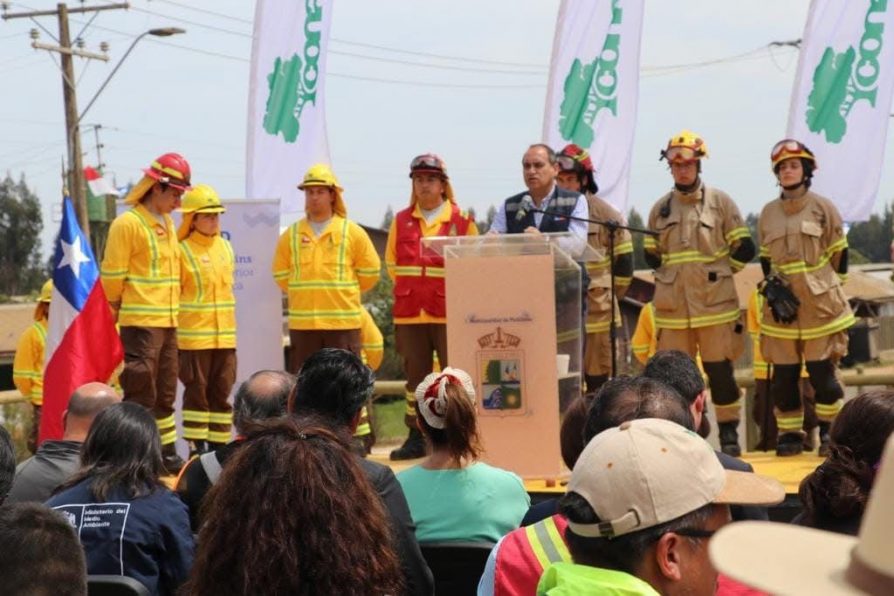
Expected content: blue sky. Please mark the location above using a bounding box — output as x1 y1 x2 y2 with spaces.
2 0 892 259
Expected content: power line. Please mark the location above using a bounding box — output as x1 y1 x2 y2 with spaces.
149 0 253 25
129 5 251 38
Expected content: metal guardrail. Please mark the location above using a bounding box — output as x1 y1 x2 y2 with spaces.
3 369 894 406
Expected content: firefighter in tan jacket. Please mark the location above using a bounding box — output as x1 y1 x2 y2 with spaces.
555 144 633 393
101 152 190 474
644 130 754 456
758 140 853 457
177 184 236 456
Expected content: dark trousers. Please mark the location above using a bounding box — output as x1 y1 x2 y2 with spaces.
395 324 448 420
288 328 362 374
179 348 237 444
119 326 178 444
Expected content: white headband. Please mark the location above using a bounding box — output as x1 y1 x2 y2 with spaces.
414 367 476 430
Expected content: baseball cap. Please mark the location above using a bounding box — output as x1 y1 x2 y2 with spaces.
710 433 894 595
567 418 785 538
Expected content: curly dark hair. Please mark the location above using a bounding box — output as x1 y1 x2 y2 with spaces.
184 417 403 595
799 390 894 534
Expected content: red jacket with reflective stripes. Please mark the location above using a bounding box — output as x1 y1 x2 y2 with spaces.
494 514 570 596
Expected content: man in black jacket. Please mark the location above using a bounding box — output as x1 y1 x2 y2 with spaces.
289 349 435 596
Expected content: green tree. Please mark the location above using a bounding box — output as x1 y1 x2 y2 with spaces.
745 212 760 262
381 205 394 231
846 203 893 263
627 207 647 269
0 174 44 297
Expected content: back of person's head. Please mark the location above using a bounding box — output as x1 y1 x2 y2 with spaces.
233 370 294 434
584 376 694 442
186 416 403 595
290 349 374 428
558 419 783 594
560 396 592 470
799 390 894 533
415 368 481 463
64 382 121 439
60 402 164 501
642 350 705 403
0 503 87 596
0 424 15 505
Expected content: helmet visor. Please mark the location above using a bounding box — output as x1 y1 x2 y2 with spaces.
410 154 446 176
662 146 701 163
771 139 811 163
556 155 578 173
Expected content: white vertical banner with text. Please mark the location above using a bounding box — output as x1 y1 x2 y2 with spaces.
246 0 334 227
542 0 645 214
787 0 894 221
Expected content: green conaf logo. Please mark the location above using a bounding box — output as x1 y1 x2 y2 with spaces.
559 0 622 147
262 0 324 143
806 0 888 143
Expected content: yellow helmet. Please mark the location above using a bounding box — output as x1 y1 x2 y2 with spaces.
297 164 346 217
178 184 226 240
660 129 709 163
38 279 53 303
770 139 817 170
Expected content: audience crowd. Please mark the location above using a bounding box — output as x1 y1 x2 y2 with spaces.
1 348 893 595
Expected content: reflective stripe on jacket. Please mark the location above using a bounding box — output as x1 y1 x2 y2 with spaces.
387 202 476 322
272 215 380 330
758 190 854 340
494 514 570 596
13 320 47 406
178 232 236 350
585 194 633 333
645 184 749 330
101 204 180 327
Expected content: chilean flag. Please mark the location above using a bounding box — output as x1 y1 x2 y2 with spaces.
40 198 123 443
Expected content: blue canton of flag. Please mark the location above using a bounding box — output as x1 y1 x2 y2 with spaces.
52 197 98 311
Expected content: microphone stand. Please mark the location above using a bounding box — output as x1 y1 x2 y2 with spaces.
532 206 658 378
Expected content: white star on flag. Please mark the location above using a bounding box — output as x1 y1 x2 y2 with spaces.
58 235 91 278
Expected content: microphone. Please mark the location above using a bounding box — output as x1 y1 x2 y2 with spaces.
516 194 534 222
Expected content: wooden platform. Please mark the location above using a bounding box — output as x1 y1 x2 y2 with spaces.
370 449 825 497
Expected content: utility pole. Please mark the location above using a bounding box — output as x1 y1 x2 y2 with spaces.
2 2 129 242
84 123 106 169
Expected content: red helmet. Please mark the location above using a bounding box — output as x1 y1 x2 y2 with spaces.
143 153 192 190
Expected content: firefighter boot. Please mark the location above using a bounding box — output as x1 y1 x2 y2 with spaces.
776 432 804 457
390 427 426 461
188 440 208 458
818 422 832 458
162 443 186 475
718 422 741 457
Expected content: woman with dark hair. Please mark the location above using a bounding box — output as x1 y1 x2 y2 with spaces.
396 368 529 542
796 390 894 534
184 417 403 595
46 402 194 595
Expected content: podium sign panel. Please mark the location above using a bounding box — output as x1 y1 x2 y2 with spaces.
425 234 585 479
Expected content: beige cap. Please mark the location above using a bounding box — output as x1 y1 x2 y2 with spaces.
567 418 785 538
710 433 894 595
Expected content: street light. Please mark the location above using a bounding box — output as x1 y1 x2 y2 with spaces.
78 27 186 122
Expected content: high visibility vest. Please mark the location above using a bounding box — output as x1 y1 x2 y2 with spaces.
178 232 236 350
13 320 47 406
494 514 571 596
392 203 473 319
101 204 180 328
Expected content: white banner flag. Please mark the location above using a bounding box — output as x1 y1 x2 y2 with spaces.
542 0 644 214
787 0 894 221
246 0 334 226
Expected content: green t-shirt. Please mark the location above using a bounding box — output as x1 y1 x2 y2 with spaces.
396 462 530 543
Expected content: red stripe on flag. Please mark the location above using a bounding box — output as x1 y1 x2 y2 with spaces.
39 285 123 442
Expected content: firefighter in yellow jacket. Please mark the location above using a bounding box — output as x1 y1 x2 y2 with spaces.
746 288 817 452
556 144 633 392
644 130 754 456
354 305 383 454
385 154 478 460
758 140 854 457
273 164 380 373
101 152 190 474
13 279 52 452
177 184 236 456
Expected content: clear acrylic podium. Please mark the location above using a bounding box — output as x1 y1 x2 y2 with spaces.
423 233 595 479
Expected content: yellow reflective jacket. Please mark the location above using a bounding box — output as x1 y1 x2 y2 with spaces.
360 306 384 371
13 319 47 406
272 216 380 330
178 232 236 350
101 204 180 327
